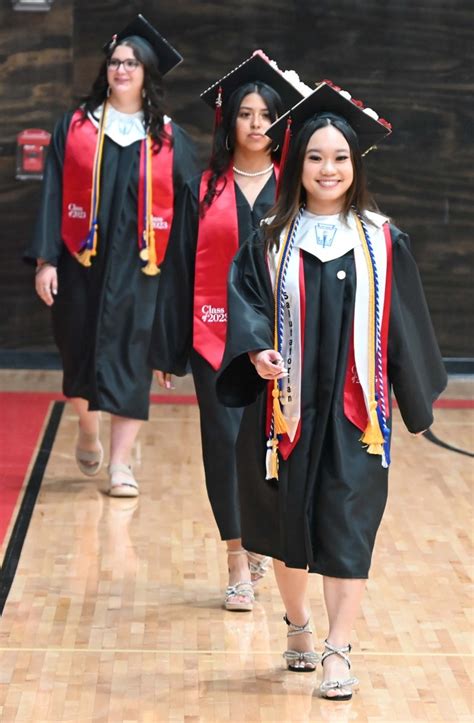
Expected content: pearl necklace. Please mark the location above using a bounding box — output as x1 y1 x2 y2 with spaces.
232 163 274 177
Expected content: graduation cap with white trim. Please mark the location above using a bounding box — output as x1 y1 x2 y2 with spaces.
266 79 392 155
200 50 312 123
104 14 183 76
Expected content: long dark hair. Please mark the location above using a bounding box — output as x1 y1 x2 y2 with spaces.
265 112 377 248
81 36 171 151
199 81 283 218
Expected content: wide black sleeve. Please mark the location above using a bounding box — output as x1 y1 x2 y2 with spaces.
171 123 201 194
388 226 447 433
216 232 275 407
23 113 73 266
148 178 200 375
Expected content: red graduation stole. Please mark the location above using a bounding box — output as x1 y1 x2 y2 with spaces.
265 222 393 460
193 165 279 371
61 110 174 271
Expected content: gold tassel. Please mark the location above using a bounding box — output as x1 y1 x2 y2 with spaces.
270 441 279 479
75 248 94 267
141 228 159 276
142 261 160 276
272 384 288 435
265 437 280 480
366 443 384 455
360 402 385 446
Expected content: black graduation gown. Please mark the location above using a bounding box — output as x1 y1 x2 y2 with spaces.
216 226 447 576
149 172 278 539
24 111 199 420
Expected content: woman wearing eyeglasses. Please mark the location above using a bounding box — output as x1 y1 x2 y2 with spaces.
24 15 199 496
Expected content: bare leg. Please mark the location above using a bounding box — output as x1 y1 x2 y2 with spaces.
70 398 102 474
70 397 100 446
273 559 315 660
224 538 252 608
226 539 251 585
109 415 142 466
321 576 365 696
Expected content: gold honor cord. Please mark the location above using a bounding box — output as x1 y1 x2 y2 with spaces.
140 134 160 276
76 102 109 267
267 220 295 480
353 212 385 455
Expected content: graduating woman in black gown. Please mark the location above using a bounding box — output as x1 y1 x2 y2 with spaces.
25 15 198 496
150 52 309 610
216 81 447 697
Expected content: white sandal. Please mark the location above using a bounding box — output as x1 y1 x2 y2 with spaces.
107 463 139 498
247 551 271 587
224 549 254 611
75 431 103 477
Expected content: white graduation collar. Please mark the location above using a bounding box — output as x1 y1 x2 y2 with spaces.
293 209 388 262
88 104 172 148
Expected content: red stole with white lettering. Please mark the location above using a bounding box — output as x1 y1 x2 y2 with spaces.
193 165 278 371
61 110 174 267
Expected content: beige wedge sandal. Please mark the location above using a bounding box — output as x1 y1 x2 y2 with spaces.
107 463 139 498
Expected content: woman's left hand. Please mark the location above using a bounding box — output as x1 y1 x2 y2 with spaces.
154 370 174 390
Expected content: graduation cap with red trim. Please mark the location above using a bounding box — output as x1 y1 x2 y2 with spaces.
104 14 183 76
266 79 392 156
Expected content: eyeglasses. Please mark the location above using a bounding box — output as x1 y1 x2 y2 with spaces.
107 58 142 72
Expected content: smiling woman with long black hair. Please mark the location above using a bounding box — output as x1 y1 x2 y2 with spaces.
216 80 446 698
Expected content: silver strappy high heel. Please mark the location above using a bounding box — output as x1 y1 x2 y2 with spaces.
319 640 359 701
247 552 271 587
224 550 254 611
282 614 320 672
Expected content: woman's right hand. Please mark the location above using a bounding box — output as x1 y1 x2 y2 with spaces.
154 371 174 390
35 264 58 306
249 349 287 380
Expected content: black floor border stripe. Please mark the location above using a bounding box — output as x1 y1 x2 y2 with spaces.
0 400 65 615
423 429 474 458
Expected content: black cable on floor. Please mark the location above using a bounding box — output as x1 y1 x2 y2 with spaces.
423 428 474 458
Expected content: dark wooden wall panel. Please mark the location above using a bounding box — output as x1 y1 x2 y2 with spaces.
0 0 472 357
0 0 73 351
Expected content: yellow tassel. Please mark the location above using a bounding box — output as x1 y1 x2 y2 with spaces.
360 403 384 446
142 261 160 276
272 384 288 435
75 249 93 267
147 227 157 267
366 443 384 455
270 439 279 479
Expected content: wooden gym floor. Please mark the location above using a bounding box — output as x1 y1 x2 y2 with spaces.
0 370 472 723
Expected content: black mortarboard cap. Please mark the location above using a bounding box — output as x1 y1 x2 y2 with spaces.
200 50 307 112
266 80 392 154
104 14 183 76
